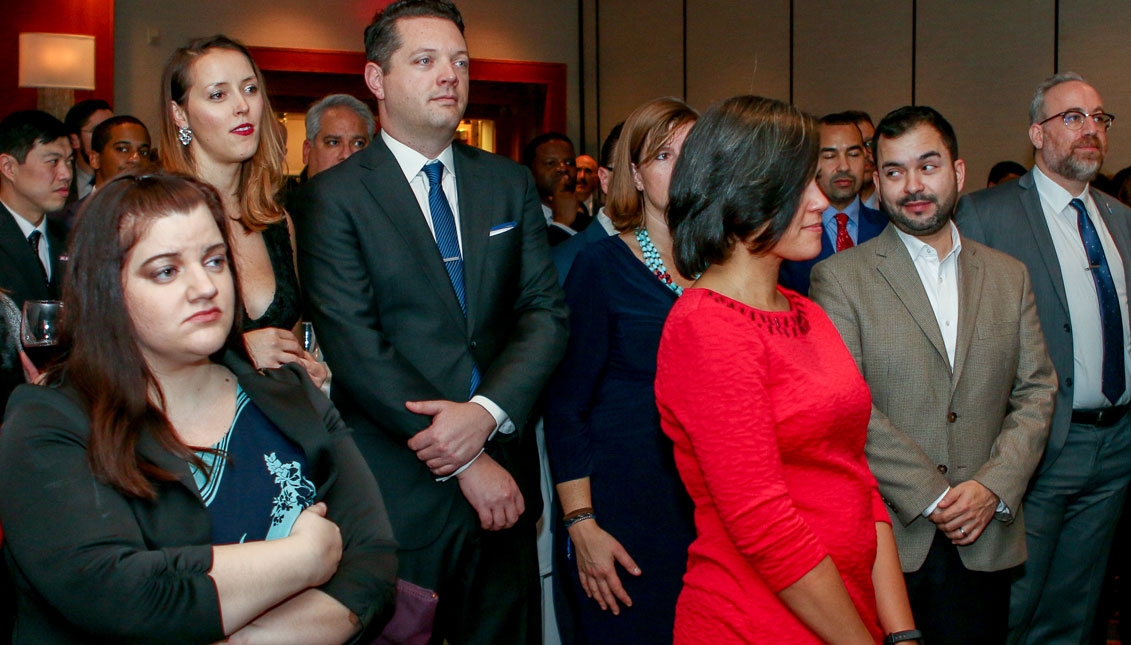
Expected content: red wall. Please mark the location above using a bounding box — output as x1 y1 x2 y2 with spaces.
1 0 115 119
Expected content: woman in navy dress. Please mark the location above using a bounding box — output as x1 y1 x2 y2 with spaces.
545 97 698 644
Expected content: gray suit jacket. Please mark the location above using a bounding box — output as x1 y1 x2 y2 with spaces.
810 225 1057 572
956 170 1131 472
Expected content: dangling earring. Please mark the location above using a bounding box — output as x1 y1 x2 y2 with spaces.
178 127 193 146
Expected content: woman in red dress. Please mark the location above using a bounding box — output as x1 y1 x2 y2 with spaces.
654 95 920 644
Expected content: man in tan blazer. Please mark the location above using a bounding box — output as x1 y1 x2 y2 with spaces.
810 105 1057 645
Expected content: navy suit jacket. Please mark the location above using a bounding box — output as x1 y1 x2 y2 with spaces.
0 203 65 309
551 214 615 285
780 203 888 296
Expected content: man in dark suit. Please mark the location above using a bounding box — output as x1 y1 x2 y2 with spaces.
780 111 887 295
524 132 589 246
293 1 567 643
552 122 622 284
0 110 70 310
956 72 1131 644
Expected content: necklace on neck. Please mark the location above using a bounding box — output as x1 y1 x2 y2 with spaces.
636 226 697 296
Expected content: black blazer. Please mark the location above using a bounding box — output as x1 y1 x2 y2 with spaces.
0 353 397 644
956 170 1131 472
293 138 568 549
779 202 889 296
0 203 65 309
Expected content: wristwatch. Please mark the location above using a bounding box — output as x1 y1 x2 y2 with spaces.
883 630 923 644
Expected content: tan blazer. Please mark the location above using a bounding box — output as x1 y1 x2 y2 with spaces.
810 225 1057 572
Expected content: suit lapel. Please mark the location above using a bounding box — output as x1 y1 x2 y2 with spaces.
359 139 466 329
874 226 950 369
950 241 984 389
1091 188 1131 303
1018 173 1071 317
453 143 490 324
0 203 49 303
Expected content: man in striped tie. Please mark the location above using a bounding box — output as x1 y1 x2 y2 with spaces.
956 72 1131 645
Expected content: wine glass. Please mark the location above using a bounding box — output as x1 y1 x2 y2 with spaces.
21 300 64 371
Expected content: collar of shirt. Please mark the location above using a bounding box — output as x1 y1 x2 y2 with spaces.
822 196 861 243
894 220 963 265
1 198 48 240
1032 164 1096 220
596 207 617 235
381 130 456 183
541 202 554 227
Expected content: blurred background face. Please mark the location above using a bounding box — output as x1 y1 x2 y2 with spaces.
815 123 865 210
303 105 371 177
575 154 598 201
92 123 152 184
531 139 576 200
74 109 113 172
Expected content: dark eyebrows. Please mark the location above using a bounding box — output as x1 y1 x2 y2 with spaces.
918 150 942 162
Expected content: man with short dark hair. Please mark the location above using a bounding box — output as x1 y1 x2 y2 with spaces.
303 94 375 179
812 105 1056 645
56 116 152 230
956 72 1131 644
986 160 1027 187
294 1 567 642
574 153 597 214
62 99 112 204
843 110 878 209
779 111 887 295
524 132 587 245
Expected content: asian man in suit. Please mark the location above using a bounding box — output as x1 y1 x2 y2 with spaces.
780 112 887 296
956 72 1131 645
292 1 568 643
811 105 1056 645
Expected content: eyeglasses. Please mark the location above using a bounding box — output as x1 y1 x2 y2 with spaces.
1039 110 1115 131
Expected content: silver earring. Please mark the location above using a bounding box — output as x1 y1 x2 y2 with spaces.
178 127 193 146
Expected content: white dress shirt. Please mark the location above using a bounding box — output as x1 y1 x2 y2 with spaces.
1 199 51 282
1032 166 1131 408
896 222 1010 518
381 131 515 478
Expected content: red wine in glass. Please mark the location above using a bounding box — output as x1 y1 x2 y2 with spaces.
21 300 64 371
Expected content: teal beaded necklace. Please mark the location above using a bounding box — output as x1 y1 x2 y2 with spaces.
636 226 696 296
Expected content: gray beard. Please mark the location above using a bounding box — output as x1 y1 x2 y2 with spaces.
1048 152 1103 183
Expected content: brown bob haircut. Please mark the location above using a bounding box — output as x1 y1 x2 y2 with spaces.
57 172 244 499
159 34 286 231
606 97 698 232
668 95 820 278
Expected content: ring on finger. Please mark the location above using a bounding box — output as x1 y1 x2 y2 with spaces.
958 526 967 536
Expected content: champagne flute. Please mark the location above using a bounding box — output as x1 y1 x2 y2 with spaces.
21 300 64 371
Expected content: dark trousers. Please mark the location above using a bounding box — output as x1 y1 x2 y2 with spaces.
904 531 1012 645
397 500 542 645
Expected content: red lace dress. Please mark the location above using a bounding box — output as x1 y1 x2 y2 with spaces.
655 287 890 643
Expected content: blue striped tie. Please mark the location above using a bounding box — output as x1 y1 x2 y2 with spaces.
423 161 481 395
1071 198 1126 405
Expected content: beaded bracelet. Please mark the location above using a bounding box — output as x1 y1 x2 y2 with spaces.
564 512 596 530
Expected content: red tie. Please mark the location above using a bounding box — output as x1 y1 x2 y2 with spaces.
835 213 854 252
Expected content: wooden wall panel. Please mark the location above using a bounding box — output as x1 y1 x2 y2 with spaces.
792 0 912 121
685 0 790 112
916 0 1054 193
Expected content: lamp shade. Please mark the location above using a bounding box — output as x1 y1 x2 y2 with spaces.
19 33 96 90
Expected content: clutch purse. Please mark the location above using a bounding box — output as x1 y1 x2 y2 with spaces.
373 578 438 645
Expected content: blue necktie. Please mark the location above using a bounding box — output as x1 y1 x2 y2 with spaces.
423 161 481 395
1070 198 1126 405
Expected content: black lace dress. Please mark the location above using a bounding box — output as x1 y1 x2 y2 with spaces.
241 220 302 332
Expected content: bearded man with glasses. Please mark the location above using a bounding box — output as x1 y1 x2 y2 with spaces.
957 72 1131 645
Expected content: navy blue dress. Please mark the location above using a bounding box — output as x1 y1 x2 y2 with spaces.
545 235 695 645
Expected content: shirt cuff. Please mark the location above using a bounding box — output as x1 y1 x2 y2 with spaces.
435 448 485 482
471 395 515 438
923 486 950 517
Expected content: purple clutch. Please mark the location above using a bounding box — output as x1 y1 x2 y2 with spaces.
373 578 438 645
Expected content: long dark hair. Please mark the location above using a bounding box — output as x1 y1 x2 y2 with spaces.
56 172 244 499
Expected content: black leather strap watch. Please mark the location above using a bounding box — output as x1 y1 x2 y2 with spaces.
883 630 923 644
